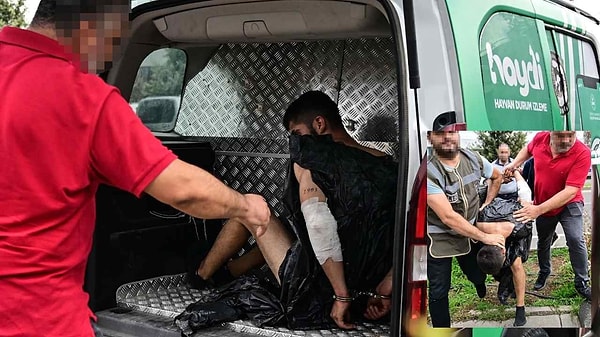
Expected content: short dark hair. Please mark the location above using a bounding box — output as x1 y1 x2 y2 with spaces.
282 90 344 131
477 245 505 275
31 0 129 28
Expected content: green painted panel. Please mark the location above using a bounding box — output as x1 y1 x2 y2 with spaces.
472 327 504 337
445 0 557 130
479 12 554 129
445 0 598 130
575 76 600 165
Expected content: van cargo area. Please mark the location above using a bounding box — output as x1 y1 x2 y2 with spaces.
90 1 404 335
96 274 391 337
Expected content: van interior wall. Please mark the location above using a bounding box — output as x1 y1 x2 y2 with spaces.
176 37 400 216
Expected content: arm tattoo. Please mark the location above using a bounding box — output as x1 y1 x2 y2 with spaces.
303 187 319 194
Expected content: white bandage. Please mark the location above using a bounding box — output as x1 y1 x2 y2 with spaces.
517 180 532 203
301 197 343 265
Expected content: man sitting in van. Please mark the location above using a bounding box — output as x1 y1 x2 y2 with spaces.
187 91 396 329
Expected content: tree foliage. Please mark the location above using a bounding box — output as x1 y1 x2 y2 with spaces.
130 48 186 102
0 0 26 28
583 131 591 147
471 131 527 162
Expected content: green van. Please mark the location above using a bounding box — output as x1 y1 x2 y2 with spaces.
91 0 600 336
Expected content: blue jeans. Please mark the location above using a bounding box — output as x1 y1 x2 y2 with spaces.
536 202 589 284
427 241 486 327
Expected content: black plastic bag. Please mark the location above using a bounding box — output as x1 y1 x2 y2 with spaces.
174 274 284 336
478 198 523 225
278 134 397 328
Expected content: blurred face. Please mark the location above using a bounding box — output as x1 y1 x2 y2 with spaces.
58 11 129 74
497 145 510 163
428 131 460 159
288 120 318 136
550 131 576 154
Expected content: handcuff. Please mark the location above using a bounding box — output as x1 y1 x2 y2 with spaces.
333 291 392 302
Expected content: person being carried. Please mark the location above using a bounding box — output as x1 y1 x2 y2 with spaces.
476 170 533 327
186 91 396 329
426 131 506 328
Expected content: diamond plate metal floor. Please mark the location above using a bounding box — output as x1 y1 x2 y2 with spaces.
97 273 390 337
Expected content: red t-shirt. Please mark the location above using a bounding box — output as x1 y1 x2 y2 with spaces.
0 27 177 337
528 131 590 216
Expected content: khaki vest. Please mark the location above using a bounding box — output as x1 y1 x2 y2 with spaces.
427 149 483 257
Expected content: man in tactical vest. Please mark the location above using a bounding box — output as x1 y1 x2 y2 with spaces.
426 131 506 327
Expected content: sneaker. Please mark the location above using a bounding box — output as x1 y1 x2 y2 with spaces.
475 283 487 298
533 272 550 291
576 282 592 302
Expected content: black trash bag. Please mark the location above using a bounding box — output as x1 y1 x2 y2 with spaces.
478 198 532 264
175 274 284 336
277 134 397 329
184 302 241 331
505 221 533 265
478 198 523 225
495 269 515 304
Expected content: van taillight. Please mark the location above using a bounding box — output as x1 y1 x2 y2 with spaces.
405 160 428 331
409 280 426 320
414 176 427 241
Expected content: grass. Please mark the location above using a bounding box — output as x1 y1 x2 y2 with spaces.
446 245 588 323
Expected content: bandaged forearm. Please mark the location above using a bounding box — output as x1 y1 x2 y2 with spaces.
517 180 532 203
301 197 343 265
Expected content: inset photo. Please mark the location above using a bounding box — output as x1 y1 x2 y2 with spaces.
426 130 594 330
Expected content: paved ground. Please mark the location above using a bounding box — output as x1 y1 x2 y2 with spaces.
454 305 589 328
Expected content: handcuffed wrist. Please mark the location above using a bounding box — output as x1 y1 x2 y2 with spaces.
332 294 354 302
371 293 391 300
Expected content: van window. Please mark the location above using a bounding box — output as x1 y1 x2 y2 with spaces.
546 29 600 134
131 0 158 10
478 12 553 129
129 48 186 132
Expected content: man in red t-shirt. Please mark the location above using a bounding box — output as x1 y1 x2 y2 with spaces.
505 131 591 301
0 1 271 336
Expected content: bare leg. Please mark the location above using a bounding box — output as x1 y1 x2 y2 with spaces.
253 214 294 284
197 219 252 280
511 257 526 307
476 221 514 239
511 256 527 326
227 246 265 277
